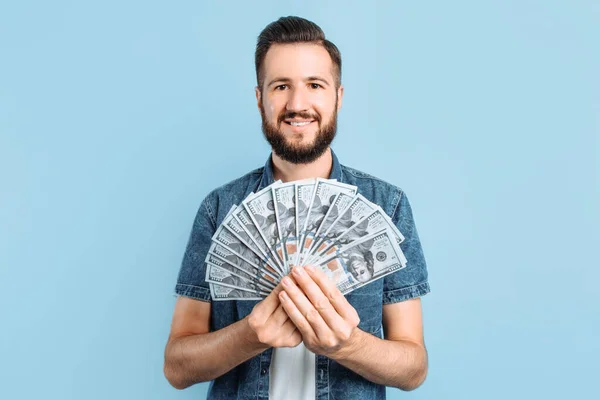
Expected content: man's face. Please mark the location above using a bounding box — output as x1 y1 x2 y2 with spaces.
350 258 372 283
256 43 343 164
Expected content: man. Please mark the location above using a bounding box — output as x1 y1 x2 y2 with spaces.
164 16 430 400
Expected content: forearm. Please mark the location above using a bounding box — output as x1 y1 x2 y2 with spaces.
334 329 428 391
164 316 267 389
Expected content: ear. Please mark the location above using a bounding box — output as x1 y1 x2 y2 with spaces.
255 86 261 112
337 84 344 111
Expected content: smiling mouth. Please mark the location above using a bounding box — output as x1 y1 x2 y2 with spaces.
284 120 314 126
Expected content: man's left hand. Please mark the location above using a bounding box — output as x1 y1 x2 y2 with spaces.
279 265 362 359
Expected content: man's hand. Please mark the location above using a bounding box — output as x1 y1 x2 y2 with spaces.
278 265 361 359
246 284 303 349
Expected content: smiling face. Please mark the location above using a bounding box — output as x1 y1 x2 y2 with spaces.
256 43 344 164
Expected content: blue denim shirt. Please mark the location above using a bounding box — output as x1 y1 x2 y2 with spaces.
175 149 430 400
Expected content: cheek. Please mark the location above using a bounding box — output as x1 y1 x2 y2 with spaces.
313 95 337 118
264 99 283 122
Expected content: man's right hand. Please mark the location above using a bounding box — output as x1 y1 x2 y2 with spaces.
246 284 302 348
165 282 301 389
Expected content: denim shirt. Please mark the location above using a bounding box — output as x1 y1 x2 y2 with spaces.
175 149 430 400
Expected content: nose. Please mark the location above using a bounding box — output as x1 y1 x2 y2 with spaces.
286 86 309 112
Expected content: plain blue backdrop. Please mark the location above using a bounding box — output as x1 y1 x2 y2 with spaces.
1 1 598 399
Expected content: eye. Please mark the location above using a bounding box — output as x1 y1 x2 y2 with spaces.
310 83 322 89
275 84 288 91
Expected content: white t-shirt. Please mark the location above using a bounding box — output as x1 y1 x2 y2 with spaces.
269 343 315 400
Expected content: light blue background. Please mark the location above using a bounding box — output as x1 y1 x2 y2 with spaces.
1 1 598 399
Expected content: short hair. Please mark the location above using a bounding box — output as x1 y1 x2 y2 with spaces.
255 16 342 90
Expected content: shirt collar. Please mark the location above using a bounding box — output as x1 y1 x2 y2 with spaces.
259 148 343 190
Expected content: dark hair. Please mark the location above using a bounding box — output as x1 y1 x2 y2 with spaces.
255 16 342 90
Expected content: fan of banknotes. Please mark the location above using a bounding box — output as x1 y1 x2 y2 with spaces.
206 178 408 301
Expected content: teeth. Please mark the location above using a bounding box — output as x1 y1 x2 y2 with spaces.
290 121 312 127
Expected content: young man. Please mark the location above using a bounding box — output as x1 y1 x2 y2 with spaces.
164 16 430 400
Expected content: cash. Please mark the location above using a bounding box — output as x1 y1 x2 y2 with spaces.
205 179 408 301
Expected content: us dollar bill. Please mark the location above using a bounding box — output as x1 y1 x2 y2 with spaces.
272 182 299 273
233 199 284 276
307 193 377 262
206 250 277 289
293 179 316 266
206 263 272 294
313 229 406 295
243 184 287 274
209 282 265 301
306 192 356 258
297 179 358 265
210 225 281 282
307 206 406 265
223 205 281 277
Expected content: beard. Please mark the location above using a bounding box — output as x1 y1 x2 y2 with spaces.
260 99 338 165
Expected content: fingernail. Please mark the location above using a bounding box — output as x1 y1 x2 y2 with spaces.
305 265 315 273
293 267 305 276
282 276 291 287
279 291 289 301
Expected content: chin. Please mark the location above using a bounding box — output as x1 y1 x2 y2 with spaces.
287 138 318 151
282 127 319 139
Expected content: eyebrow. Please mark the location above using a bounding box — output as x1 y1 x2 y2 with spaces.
267 76 331 87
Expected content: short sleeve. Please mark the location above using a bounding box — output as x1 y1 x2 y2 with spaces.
174 194 217 302
383 190 430 304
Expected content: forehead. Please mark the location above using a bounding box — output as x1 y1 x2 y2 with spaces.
262 42 334 81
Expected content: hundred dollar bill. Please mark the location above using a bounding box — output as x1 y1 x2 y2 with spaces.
233 198 285 276
210 282 264 301
210 223 282 281
305 192 356 259
206 263 271 295
313 229 406 295
272 182 299 273
206 250 277 289
297 178 357 266
307 206 406 265
293 179 316 266
243 184 286 274
223 205 281 277
306 193 377 263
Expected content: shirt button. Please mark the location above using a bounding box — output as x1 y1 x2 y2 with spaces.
261 368 267 375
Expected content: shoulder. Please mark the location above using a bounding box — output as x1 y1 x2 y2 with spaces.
340 164 406 218
341 164 406 197
202 167 264 224
206 167 263 199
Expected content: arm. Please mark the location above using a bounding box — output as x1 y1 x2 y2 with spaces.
165 196 302 389
164 286 301 390
163 298 263 389
279 266 427 391
333 298 428 391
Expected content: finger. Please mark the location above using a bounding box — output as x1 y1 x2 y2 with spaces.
254 283 284 323
291 266 346 330
280 324 302 348
280 319 298 337
280 278 333 340
279 290 316 339
288 328 302 347
266 303 288 328
305 265 359 325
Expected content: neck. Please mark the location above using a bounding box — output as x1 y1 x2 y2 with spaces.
271 148 333 182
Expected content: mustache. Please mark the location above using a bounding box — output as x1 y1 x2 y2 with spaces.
278 111 321 124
